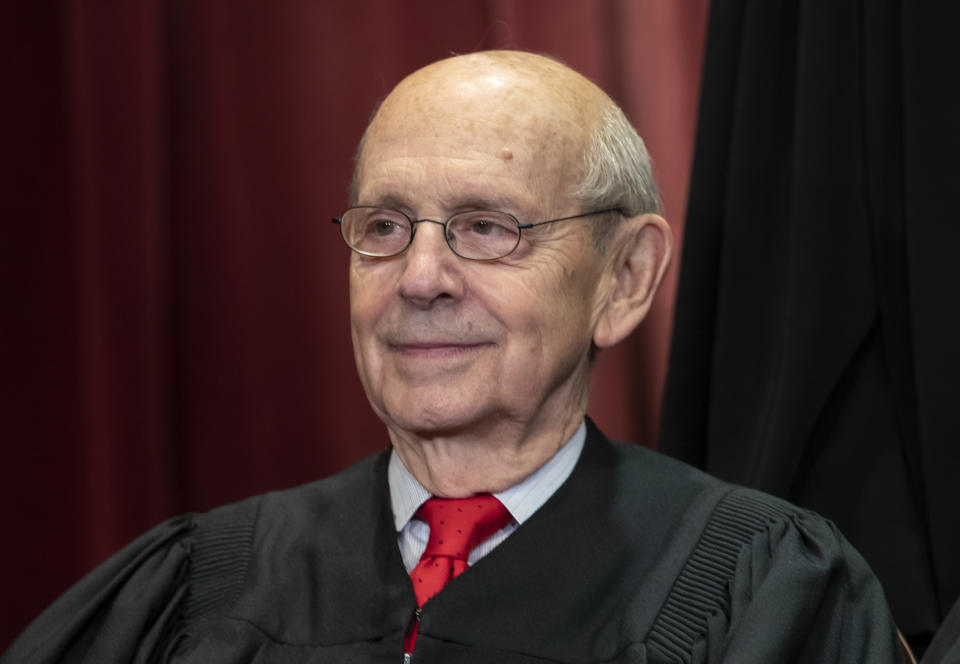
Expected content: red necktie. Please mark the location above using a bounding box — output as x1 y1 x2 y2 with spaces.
404 494 512 652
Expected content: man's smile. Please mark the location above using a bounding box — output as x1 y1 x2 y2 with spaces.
387 340 496 359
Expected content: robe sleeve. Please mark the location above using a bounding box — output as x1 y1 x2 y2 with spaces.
708 501 910 663
2 495 258 664
923 596 960 663
1 516 197 664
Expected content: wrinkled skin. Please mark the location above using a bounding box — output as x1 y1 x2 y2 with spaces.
349 52 670 496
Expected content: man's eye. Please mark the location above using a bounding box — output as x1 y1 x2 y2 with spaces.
469 218 510 236
370 219 402 236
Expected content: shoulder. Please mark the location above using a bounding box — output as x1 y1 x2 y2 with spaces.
1 450 390 664
602 424 857 570
517 422 903 661
194 449 387 534
186 449 390 611
584 417 736 525
592 420 853 570
587 417 821 525
589 429 902 661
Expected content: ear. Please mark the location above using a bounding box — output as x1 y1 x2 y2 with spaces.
593 213 672 349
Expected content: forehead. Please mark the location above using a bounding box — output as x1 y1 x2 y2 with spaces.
357 59 590 215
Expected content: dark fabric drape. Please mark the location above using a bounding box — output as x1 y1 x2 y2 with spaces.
1 0 708 651
660 0 960 646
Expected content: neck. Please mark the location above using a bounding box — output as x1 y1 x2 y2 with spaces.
388 411 584 497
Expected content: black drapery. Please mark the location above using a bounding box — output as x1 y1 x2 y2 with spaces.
660 0 959 648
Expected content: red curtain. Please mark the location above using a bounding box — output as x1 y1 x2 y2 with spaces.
2 0 707 648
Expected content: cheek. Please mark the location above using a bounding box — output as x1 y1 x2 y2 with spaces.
483 268 590 357
348 269 393 406
481 275 543 344
348 267 394 385
349 264 391 330
535 272 602 355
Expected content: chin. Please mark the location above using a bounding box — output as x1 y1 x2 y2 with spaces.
387 411 477 438
382 396 497 439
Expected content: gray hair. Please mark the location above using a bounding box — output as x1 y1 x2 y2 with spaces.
575 103 662 250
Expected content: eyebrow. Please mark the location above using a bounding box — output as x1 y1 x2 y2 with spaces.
360 193 530 220
360 193 411 211
451 195 524 215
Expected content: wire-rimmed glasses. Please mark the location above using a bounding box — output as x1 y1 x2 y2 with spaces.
332 207 620 261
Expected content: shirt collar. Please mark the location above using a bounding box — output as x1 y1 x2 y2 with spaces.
388 420 587 531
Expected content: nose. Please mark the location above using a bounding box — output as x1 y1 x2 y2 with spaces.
396 220 464 308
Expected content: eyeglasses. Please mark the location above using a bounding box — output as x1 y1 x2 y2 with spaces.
332 207 620 261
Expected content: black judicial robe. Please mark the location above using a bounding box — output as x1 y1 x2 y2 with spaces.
2 422 907 663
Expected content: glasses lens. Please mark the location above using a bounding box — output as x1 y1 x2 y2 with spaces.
446 211 520 259
341 208 411 256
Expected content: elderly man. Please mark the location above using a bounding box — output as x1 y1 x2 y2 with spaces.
3 51 908 663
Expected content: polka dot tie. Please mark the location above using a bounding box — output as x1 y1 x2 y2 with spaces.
404 494 512 652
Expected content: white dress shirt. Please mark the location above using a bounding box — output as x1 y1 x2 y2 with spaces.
388 421 587 572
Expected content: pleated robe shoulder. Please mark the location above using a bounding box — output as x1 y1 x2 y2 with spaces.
1 421 907 663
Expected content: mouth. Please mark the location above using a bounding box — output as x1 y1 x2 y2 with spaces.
388 341 495 357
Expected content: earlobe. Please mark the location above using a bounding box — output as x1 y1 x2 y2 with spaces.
593 213 672 349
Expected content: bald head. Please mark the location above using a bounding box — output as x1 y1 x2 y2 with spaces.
378 50 609 122
351 51 660 241
344 51 672 488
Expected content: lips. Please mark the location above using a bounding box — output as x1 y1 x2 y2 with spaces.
379 315 499 357
388 340 494 355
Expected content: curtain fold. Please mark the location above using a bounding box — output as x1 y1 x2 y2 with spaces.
2 1 707 649
661 0 960 647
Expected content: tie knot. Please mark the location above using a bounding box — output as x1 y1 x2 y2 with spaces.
416 494 512 561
